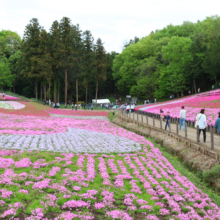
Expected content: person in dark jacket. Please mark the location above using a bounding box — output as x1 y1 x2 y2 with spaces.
214 112 220 139
165 112 171 130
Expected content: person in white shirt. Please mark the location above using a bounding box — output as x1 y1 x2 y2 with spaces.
131 103 135 113
126 103 130 114
196 109 207 143
179 106 186 130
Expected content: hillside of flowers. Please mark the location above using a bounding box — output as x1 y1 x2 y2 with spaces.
0 94 20 101
0 99 220 219
138 90 220 126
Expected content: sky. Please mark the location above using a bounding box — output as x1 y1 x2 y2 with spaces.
0 0 220 53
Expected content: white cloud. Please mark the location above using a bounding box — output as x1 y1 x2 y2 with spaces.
0 0 220 52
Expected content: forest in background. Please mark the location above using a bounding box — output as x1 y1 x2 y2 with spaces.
0 17 117 104
1 15 220 103
113 15 220 100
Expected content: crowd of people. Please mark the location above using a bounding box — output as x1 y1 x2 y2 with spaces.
120 103 136 114
43 100 118 111
159 106 220 143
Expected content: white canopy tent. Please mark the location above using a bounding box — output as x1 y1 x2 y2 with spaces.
92 99 110 104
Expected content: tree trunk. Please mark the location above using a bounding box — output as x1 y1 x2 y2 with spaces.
58 80 60 103
13 81 15 93
95 79 98 106
65 69 67 104
54 80 57 103
85 83 88 104
215 75 217 84
49 81 51 101
40 81 43 101
193 79 197 94
76 79 78 104
44 85 46 101
35 81 38 99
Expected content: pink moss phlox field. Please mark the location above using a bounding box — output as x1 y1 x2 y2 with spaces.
141 90 220 125
0 112 149 143
0 145 220 219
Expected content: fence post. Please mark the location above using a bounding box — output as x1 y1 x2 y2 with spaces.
133 111 134 120
196 125 199 143
129 111 131 120
160 118 162 129
185 122 187 138
176 119 178 135
169 121 171 132
137 112 138 121
153 116 155 127
146 115 148 125
211 126 214 150
141 114 143 123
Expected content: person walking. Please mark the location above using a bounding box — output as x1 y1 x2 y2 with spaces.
214 112 220 141
91 104 93 110
75 103 78 111
126 103 130 114
71 103 74 110
179 106 186 130
165 111 170 130
160 110 164 121
131 103 135 113
196 109 207 143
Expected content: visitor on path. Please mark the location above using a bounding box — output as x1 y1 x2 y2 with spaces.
57 103 59 109
212 85 214 90
65 103 67 108
160 111 164 121
75 103 78 111
214 112 220 140
2 93 5 100
126 103 130 114
71 103 74 110
131 103 135 113
91 104 93 110
196 109 207 143
188 90 191 95
198 88 200 93
87 104 90 110
179 106 186 130
165 112 170 130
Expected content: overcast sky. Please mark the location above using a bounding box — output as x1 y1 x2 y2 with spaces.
0 0 219 53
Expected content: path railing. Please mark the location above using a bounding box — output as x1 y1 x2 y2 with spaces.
119 109 219 151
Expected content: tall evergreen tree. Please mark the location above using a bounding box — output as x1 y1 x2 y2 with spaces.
82 30 95 104
50 20 61 103
59 17 74 104
38 29 53 101
94 38 106 105
20 18 42 99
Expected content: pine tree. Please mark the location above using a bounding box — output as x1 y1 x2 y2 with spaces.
50 20 61 103
20 18 42 99
82 30 95 104
37 29 53 101
94 38 106 105
59 17 74 104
